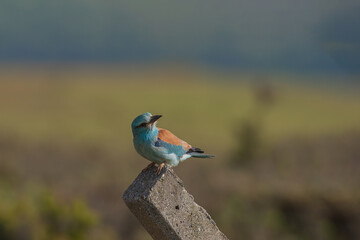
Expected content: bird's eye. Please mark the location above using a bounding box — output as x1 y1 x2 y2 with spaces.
135 122 147 128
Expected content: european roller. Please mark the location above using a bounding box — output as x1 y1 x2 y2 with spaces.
131 112 214 174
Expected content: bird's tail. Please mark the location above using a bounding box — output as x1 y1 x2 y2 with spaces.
189 152 215 158
187 147 214 158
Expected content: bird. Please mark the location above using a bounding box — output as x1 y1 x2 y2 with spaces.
131 112 214 175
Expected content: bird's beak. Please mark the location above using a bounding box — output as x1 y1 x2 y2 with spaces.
149 115 162 123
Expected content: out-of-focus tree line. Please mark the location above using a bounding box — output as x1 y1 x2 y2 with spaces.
1 0 359 73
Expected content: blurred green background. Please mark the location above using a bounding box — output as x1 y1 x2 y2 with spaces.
1 1 360 240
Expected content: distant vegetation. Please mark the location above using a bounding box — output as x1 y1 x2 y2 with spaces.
0 186 100 240
1 1 359 73
0 66 360 239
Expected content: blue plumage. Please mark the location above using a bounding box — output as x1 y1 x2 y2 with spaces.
131 112 214 174
155 138 187 158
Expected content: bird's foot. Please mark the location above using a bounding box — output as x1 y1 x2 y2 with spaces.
156 163 165 175
142 162 155 172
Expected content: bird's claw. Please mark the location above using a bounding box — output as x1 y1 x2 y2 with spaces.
156 163 165 175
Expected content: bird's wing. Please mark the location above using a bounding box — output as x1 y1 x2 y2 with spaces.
156 128 214 159
155 128 191 157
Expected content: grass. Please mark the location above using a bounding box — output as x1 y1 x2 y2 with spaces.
0 66 359 154
1 65 360 240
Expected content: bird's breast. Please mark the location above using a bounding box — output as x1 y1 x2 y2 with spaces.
133 136 157 158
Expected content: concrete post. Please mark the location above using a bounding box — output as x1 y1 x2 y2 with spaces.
123 166 229 240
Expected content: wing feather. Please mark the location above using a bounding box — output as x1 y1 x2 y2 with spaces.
157 128 192 151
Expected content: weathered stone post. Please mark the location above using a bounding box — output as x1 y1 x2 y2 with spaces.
123 166 228 240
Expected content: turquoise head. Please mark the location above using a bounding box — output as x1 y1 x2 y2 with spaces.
131 112 162 136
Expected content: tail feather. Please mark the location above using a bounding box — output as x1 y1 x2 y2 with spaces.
188 152 215 158
186 147 204 154
186 147 214 158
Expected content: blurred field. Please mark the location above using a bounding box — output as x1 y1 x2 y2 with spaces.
1 66 360 150
0 66 360 240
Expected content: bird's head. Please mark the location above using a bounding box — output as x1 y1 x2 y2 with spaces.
131 112 162 136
